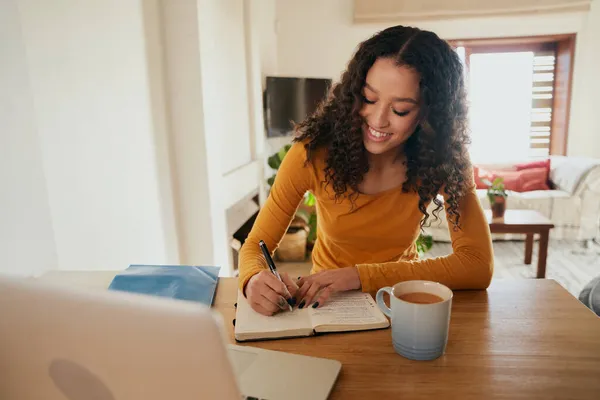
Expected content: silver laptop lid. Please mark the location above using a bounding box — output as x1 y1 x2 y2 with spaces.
0 275 241 400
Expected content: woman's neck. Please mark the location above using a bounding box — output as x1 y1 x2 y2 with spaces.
367 146 405 172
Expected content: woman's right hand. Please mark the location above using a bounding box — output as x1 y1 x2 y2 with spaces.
245 270 299 316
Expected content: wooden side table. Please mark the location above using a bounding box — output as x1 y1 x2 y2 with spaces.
485 210 555 278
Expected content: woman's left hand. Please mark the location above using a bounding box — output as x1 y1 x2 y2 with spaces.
296 267 361 308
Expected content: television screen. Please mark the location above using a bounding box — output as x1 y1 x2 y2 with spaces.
265 76 332 137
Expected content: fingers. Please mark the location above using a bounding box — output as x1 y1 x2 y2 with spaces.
255 291 283 315
246 271 292 314
260 288 290 311
313 285 334 308
250 299 276 316
298 281 322 309
297 273 326 302
296 278 313 304
297 276 311 288
263 272 293 299
280 272 299 298
298 270 334 289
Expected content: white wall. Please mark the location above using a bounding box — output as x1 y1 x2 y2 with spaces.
196 0 253 176
275 0 599 158
568 1 600 158
0 0 292 277
0 0 180 274
256 0 279 80
159 0 215 267
157 0 269 275
0 0 58 276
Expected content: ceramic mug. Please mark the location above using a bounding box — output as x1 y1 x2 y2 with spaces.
376 280 453 361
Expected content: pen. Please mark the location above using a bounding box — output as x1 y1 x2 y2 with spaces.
258 240 293 311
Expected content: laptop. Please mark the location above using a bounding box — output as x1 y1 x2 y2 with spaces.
0 275 341 400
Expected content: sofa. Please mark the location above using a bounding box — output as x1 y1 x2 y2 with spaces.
424 155 600 243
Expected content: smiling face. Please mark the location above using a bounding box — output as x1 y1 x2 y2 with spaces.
359 57 421 156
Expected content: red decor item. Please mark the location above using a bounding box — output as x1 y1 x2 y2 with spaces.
473 159 551 192
473 166 489 189
473 168 550 192
514 159 550 171
515 158 551 187
518 167 551 191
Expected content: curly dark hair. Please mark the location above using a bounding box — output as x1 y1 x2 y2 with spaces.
294 25 471 230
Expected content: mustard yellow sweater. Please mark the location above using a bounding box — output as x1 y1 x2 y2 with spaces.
239 142 493 293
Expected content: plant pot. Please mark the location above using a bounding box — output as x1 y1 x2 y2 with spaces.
490 196 506 219
276 217 309 262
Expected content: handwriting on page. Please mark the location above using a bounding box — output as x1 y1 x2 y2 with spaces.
310 291 382 325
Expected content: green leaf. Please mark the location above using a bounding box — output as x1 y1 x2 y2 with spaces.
267 154 281 170
415 233 433 256
267 175 275 187
277 144 291 162
304 192 316 206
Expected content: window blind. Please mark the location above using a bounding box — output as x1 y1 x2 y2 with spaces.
530 50 556 158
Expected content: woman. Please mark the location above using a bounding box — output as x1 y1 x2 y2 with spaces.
239 25 494 316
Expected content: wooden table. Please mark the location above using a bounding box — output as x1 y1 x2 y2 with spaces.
485 209 555 278
220 278 600 399
36 272 600 399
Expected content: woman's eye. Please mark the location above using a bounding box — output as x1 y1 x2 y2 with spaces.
362 96 376 104
393 110 410 117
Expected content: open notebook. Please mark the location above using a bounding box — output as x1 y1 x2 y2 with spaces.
234 290 390 341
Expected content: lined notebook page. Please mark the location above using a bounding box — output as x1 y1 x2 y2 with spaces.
309 291 387 328
234 291 311 336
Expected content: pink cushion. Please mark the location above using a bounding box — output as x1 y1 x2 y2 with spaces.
515 159 551 187
474 159 551 192
514 159 550 171
476 167 550 192
473 166 488 189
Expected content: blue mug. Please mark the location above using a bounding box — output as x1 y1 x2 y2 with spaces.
376 280 453 361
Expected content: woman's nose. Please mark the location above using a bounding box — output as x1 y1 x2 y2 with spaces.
371 104 390 128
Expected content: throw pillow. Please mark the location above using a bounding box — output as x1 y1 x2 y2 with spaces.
476 167 550 192
518 167 551 191
514 159 551 171
473 166 489 189
515 159 551 187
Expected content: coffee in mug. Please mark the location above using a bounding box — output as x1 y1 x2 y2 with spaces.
376 280 453 361
397 292 443 304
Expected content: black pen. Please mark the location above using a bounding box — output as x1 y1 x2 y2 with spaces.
259 240 293 311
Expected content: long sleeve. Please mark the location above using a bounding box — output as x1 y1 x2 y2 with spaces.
355 184 494 293
238 142 315 292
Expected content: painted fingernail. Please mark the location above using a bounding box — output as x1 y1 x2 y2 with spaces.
288 297 296 306
297 276 301 280
312 302 319 308
298 300 306 309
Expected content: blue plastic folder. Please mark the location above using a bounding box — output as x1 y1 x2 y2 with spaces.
108 264 220 306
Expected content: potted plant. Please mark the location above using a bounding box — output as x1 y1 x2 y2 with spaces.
484 177 508 219
415 233 433 257
266 145 317 260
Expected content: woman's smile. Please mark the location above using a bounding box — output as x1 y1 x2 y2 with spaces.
365 124 394 142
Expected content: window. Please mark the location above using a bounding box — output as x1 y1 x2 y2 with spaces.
450 35 575 163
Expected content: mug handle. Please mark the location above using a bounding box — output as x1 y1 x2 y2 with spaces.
376 286 393 318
